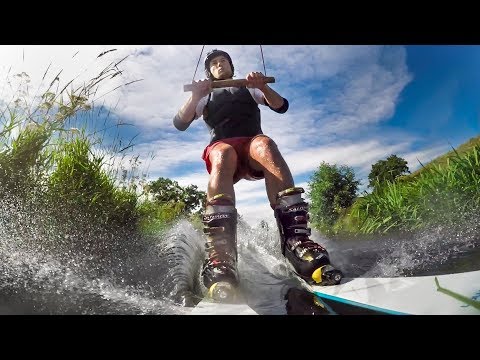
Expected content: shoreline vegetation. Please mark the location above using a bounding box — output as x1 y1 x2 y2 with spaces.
326 138 480 239
1 51 478 252
0 51 205 268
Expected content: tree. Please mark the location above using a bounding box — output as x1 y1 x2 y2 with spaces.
308 162 360 229
368 154 409 190
147 177 205 214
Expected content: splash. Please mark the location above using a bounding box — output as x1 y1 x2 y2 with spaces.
329 218 480 278
0 198 190 314
2 196 478 315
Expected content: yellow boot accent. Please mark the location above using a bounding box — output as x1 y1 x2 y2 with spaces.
277 187 304 199
311 265 327 284
303 254 314 262
208 281 237 303
208 282 218 298
208 193 233 203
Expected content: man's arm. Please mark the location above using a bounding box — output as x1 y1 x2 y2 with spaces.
261 85 289 113
173 96 199 131
173 79 212 131
246 72 288 113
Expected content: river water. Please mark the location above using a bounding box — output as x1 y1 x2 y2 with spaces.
1 204 479 315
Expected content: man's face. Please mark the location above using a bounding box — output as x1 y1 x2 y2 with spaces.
209 55 232 80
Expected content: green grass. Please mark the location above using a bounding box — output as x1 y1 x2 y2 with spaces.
341 142 480 235
410 135 480 178
0 50 198 260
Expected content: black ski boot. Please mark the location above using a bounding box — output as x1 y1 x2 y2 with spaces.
274 187 343 286
201 194 239 302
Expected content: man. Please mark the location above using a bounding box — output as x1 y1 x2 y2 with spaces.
173 49 342 302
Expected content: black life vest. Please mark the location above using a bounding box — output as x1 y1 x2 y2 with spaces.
203 86 263 143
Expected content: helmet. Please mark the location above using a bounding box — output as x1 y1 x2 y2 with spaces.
204 49 234 80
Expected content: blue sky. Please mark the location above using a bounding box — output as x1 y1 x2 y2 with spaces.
0 45 479 226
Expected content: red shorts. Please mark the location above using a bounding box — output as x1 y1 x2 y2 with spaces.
202 136 265 184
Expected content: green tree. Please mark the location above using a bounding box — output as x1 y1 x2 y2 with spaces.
368 154 410 190
308 162 360 230
147 177 205 214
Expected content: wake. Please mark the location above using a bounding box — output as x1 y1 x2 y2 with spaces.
1 197 478 315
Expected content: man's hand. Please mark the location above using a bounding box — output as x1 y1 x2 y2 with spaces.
191 79 212 101
246 72 267 91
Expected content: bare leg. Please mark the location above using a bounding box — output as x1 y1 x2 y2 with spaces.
203 143 240 300
247 135 294 207
246 136 342 285
207 143 238 204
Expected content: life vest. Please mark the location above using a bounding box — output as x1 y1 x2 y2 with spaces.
203 86 263 143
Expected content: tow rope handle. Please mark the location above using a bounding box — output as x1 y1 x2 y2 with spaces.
184 77 275 92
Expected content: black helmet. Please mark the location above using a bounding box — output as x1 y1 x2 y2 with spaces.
204 49 234 80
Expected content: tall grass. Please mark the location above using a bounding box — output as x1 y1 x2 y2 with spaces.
0 50 158 266
348 145 480 234
0 111 52 198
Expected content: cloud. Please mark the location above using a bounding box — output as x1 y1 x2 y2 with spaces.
403 144 452 172
281 139 412 176
0 45 424 227
0 46 138 106
170 171 209 193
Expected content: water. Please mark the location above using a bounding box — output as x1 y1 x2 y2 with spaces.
1 201 479 315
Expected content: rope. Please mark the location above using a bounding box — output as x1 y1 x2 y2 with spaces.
192 45 268 80
192 45 205 82
260 45 267 76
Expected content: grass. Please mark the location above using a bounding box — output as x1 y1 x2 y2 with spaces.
410 135 480 178
0 49 193 264
341 143 480 235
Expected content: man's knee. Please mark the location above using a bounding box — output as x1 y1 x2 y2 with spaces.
250 135 278 158
209 144 238 170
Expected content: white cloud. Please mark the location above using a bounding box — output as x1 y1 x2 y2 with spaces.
0 46 138 107
1 45 446 228
172 172 209 191
1 45 411 138
403 144 452 173
134 137 208 174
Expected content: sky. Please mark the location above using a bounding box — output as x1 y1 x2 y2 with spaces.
0 45 479 226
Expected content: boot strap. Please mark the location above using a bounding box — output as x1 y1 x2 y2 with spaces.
277 187 305 200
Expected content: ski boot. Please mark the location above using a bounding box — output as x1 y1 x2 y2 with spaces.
274 187 343 286
201 194 239 303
